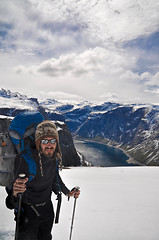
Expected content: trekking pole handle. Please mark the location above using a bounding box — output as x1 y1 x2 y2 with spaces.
68 186 80 201
73 186 80 191
17 173 27 197
74 186 80 198
18 173 26 179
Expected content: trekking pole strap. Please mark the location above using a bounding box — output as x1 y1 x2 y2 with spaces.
55 158 62 224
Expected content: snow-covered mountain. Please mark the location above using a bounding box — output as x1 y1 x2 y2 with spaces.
0 88 159 166
0 88 39 111
0 89 81 169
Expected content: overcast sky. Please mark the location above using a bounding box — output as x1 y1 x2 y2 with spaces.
0 0 159 104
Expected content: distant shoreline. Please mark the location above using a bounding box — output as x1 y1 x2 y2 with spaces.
74 136 143 166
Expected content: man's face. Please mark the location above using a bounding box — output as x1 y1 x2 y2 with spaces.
40 137 57 158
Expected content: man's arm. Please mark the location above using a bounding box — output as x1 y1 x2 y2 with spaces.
57 173 70 195
57 173 80 198
5 155 29 209
5 185 18 209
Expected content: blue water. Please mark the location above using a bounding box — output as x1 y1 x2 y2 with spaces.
74 139 136 167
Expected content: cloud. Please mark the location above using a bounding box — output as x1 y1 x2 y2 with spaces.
1 0 159 56
0 0 159 104
17 47 136 77
142 72 159 87
99 92 119 102
38 90 84 103
1 0 159 63
0 0 91 57
37 49 103 77
12 45 159 103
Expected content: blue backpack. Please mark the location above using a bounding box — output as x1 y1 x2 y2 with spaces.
9 111 44 181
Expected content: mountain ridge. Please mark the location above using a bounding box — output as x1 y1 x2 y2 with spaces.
0 88 158 166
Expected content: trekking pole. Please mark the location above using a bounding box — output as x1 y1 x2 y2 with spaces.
69 187 80 240
15 173 26 240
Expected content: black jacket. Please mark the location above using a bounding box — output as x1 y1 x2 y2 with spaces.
6 149 70 210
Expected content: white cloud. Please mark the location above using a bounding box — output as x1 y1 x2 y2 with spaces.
38 91 84 104
99 92 119 102
10 45 159 103
1 0 159 55
144 72 159 87
16 47 136 77
14 65 28 74
0 0 159 104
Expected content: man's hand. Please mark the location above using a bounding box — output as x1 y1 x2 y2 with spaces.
13 177 28 197
68 187 80 199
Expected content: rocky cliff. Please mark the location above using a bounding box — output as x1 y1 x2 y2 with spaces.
52 102 159 166
73 105 159 165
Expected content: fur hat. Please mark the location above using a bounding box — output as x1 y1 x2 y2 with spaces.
35 121 62 164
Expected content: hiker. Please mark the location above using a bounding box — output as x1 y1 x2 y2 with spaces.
6 120 80 240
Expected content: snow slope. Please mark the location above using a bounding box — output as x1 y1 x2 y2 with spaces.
0 167 159 240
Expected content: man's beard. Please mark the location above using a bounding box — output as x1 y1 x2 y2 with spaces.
45 152 53 158
43 147 55 158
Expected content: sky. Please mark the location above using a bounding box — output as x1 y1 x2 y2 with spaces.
0 0 159 104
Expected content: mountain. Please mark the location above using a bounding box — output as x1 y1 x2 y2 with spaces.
74 104 159 165
0 88 159 166
52 100 159 165
0 89 81 168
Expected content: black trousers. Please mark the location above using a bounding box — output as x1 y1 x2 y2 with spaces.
18 201 54 240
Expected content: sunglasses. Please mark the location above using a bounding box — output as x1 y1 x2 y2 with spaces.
41 139 57 144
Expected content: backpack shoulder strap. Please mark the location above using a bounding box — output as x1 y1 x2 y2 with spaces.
56 158 62 193
22 146 36 182
55 157 62 224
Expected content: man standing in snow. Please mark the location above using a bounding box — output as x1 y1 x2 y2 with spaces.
6 120 80 240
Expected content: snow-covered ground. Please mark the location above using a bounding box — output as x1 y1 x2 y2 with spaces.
0 166 159 240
